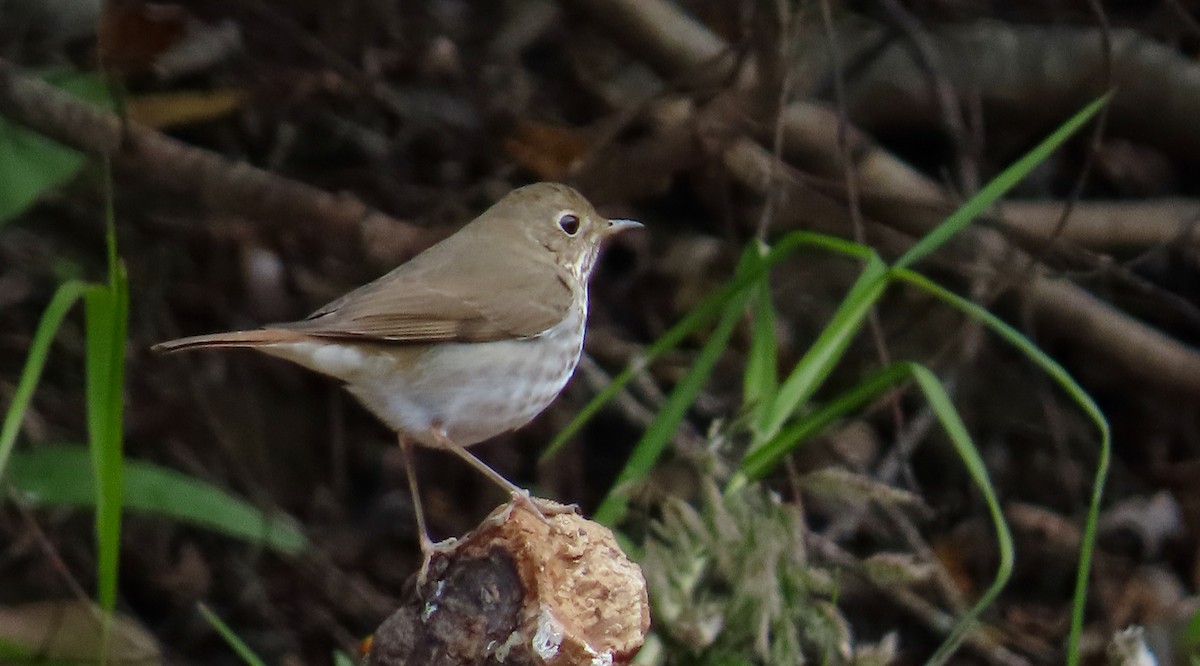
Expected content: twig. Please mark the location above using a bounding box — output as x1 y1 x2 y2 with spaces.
1164 0 1200 39
576 354 705 451
1044 0 1111 244
817 0 906 440
750 0 795 242
12 502 93 607
805 530 1031 666
878 0 978 193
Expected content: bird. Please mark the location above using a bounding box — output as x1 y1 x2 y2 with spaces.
154 182 641 561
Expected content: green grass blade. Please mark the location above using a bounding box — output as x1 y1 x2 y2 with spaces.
594 290 745 526
0 280 88 481
545 232 874 461
758 254 890 442
543 273 740 460
736 362 914 485
911 365 1013 665
743 244 779 442
83 157 127 663
8 446 307 554
893 95 1109 270
742 96 1107 456
1182 608 1200 657
83 282 126 625
740 356 1013 662
198 603 267 666
0 639 36 660
894 269 1109 664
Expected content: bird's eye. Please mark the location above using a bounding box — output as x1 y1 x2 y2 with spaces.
558 213 580 236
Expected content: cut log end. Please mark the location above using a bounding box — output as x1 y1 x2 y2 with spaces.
366 499 650 666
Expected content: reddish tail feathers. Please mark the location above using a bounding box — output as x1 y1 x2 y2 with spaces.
151 329 307 353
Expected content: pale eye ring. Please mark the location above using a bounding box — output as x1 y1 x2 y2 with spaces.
558 213 580 236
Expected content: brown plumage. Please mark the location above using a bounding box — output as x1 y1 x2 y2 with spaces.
153 182 641 566
154 183 600 353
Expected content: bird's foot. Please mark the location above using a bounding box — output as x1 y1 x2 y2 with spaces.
415 534 458 589
509 488 580 523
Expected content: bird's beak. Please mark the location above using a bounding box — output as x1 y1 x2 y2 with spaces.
602 218 643 237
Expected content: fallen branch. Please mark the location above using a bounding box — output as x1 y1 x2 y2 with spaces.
726 136 1200 396
999 199 1200 249
0 58 418 246
821 23 1200 160
561 0 1200 397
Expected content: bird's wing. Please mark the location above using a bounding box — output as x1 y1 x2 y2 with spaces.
275 246 573 343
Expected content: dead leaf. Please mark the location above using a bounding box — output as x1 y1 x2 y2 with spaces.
127 88 245 129
0 600 162 664
98 2 187 76
98 3 241 80
931 537 975 598
503 122 591 181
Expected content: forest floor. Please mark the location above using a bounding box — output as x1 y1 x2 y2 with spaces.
3 1 1200 664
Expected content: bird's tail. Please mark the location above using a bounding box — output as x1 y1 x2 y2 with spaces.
152 329 308 353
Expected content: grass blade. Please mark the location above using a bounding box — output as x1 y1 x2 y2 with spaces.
912 365 1013 665
0 639 36 660
758 254 889 442
8 446 307 554
894 269 1109 664
83 281 126 629
544 277 739 460
738 358 1015 664
743 244 779 442
893 94 1109 270
736 362 914 485
594 291 745 526
84 155 127 663
198 603 267 666
546 231 874 461
0 280 88 481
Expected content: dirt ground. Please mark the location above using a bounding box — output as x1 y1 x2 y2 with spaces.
4 1 1200 664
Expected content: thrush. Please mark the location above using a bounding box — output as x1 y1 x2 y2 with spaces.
155 182 641 560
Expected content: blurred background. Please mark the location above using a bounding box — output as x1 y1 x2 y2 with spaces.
3 0 1200 664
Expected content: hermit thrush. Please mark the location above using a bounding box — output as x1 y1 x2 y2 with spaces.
154 182 640 557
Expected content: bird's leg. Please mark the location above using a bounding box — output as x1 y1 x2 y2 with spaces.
426 426 576 521
399 435 455 585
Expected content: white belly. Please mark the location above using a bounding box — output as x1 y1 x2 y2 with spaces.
259 303 586 447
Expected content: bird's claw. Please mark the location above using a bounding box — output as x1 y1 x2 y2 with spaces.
509 490 578 522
